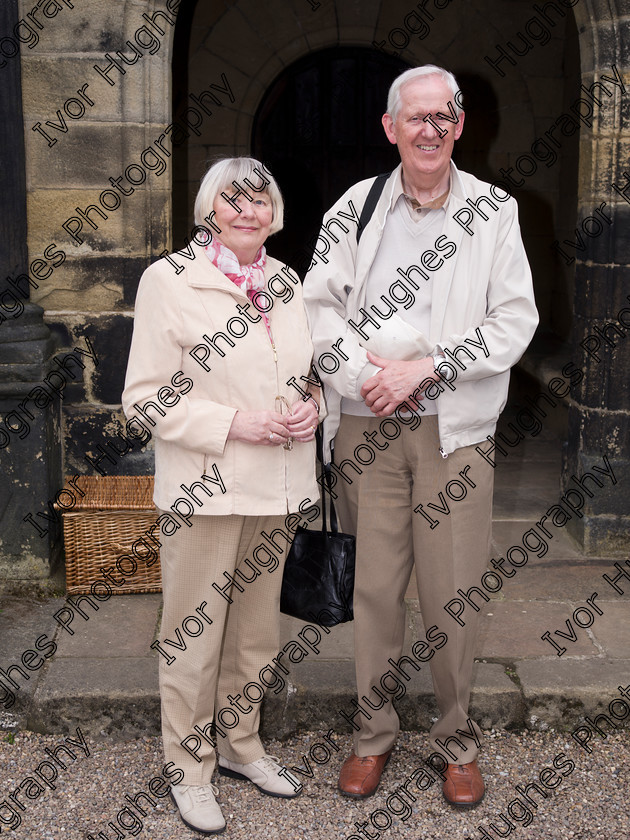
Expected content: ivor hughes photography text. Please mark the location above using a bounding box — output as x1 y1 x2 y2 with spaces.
0 0 628 839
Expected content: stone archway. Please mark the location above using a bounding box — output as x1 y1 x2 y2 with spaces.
251 46 410 270
171 0 582 333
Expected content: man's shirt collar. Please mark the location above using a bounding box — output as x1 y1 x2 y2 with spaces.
391 166 452 217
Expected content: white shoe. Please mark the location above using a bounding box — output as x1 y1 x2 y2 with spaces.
218 754 303 798
170 782 226 835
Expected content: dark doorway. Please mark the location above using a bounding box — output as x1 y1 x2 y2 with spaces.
252 47 409 274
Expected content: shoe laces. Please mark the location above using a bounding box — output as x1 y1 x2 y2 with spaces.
189 783 219 804
256 754 282 772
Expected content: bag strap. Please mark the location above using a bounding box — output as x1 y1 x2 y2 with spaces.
316 423 338 535
356 172 391 244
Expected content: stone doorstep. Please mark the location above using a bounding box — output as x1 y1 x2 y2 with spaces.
5 574 626 739
23 655 626 741
517 659 630 730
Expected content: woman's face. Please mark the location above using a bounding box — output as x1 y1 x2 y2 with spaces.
212 190 274 265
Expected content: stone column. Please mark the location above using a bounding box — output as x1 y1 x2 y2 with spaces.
563 51 630 555
0 0 62 588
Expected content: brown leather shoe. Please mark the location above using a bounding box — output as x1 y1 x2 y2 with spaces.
442 759 485 808
338 750 392 799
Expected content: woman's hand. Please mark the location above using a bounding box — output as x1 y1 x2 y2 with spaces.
227 410 291 445
287 398 319 442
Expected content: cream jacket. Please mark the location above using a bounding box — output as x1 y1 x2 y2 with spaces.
122 243 319 515
303 162 539 459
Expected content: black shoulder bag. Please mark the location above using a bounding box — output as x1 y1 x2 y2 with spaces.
280 426 355 627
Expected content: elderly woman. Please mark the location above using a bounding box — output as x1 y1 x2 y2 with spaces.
122 157 320 835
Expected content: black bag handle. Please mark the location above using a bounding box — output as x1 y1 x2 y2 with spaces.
356 172 391 243
315 423 339 536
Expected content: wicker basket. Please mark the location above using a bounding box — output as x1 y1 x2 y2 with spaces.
57 475 162 595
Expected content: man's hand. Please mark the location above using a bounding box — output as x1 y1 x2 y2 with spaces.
360 351 437 417
287 398 319 442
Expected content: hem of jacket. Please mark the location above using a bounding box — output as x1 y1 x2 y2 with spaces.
437 421 499 457
151 494 320 517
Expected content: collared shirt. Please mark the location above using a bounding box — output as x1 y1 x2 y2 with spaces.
389 167 452 222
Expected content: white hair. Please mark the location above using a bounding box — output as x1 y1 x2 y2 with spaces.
194 156 284 234
387 65 462 122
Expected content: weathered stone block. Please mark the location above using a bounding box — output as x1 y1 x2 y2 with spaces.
44 313 135 407
562 448 628 514
568 514 630 557
576 0 613 23
592 21 629 67
64 406 154 478
570 201 629 266
571 313 630 414
20 1 120 51
573 264 630 321
590 136 630 196
184 0 230 56
21 56 123 123
28 188 126 255
28 190 170 308
567 405 630 462
75 314 134 405
203 9 284 82
22 54 169 141
37 275 123 315
26 123 171 190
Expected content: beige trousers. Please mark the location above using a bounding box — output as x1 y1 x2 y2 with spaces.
157 513 289 784
333 414 494 764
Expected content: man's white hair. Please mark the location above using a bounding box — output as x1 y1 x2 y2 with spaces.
387 64 462 122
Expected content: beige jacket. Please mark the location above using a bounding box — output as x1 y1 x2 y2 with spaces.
122 243 319 515
303 162 539 459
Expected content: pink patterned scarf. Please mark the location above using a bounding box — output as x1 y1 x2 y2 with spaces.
204 239 272 340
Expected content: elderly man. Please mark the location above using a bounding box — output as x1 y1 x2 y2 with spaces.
303 65 538 807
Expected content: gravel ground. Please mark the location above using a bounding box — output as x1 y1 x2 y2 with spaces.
1 728 629 839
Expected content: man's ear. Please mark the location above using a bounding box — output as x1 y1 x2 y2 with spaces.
454 111 465 141
382 112 397 145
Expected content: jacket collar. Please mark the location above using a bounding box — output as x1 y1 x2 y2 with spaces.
449 161 469 201
386 160 470 208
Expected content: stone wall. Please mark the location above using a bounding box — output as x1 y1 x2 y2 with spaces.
175 0 580 340
18 0 175 485
563 1 630 554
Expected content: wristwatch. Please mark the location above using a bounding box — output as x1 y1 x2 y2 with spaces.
430 346 455 381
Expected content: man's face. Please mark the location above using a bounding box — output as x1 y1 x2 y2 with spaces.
382 75 464 185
